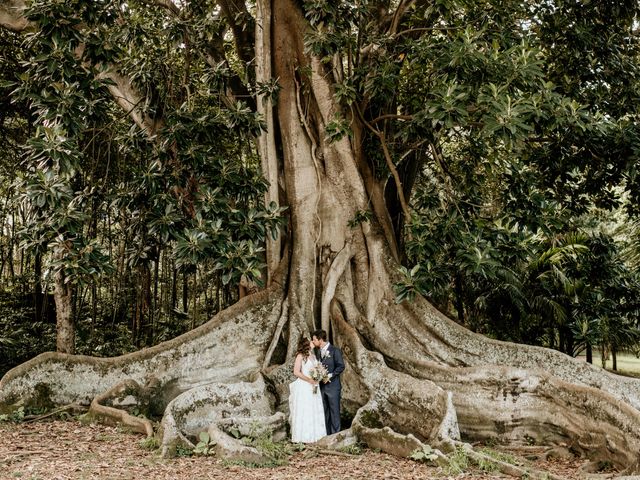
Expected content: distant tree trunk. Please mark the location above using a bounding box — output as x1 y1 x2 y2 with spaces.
601 344 609 368
0 227 5 280
612 346 618 371
453 273 465 323
54 252 75 354
586 343 593 364
8 215 15 282
171 266 177 311
190 267 197 330
182 272 188 313
152 251 160 343
33 250 43 322
91 284 97 327
216 274 221 313
133 263 152 347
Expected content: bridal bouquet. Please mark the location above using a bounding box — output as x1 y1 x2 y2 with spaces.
309 363 330 394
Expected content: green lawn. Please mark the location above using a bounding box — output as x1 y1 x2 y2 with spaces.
578 350 640 377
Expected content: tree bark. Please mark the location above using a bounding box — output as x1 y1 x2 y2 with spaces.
256 0 282 284
53 255 75 354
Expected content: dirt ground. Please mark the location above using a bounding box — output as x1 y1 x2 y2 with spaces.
0 419 591 479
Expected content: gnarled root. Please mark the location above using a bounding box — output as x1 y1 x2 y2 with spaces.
455 442 566 480
159 375 286 458
361 294 640 470
0 286 285 414
88 379 154 437
331 301 459 456
339 239 640 472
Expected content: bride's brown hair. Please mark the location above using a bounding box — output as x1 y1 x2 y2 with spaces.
295 336 312 358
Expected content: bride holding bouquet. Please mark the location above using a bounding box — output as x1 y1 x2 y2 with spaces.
288 337 328 443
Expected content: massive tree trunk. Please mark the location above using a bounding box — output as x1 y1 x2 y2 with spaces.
2 0 640 474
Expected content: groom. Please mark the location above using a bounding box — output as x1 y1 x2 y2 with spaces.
312 329 345 435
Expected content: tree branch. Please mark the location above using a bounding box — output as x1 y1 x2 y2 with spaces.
97 69 163 137
218 0 255 66
388 0 416 36
394 25 465 37
145 0 181 16
354 103 412 224
379 132 412 223
370 113 413 125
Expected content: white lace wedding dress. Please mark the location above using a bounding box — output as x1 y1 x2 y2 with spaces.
289 356 327 443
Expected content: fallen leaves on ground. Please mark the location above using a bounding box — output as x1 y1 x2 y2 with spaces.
0 419 589 479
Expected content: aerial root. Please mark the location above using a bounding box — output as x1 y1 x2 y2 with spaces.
88 379 154 437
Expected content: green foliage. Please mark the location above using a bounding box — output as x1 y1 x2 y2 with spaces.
174 444 194 457
325 116 352 143
597 460 615 472
0 292 55 377
225 425 295 467
251 432 293 466
0 406 25 423
475 455 499 473
409 444 439 463
402 186 640 355
339 442 365 455
2 0 640 369
193 431 216 456
347 209 372 229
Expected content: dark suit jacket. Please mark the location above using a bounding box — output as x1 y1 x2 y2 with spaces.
316 344 345 390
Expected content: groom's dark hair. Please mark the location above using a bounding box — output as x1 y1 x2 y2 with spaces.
312 329 327 341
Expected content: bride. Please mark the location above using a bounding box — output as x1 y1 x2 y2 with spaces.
289 337 327 443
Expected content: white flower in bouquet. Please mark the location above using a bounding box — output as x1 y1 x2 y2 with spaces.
309 363 330 394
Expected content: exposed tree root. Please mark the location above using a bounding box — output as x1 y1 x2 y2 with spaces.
159 375 286 458
314 427 359 451
302 446 359 458
320 235 640 472
330 300 458 453
262 296 289 370
0 285 284 414
2 227 640 471
23 403 87 423
88 379 154 437
320 245 353 334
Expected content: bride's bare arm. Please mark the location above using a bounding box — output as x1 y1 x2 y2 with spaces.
293 354 316 384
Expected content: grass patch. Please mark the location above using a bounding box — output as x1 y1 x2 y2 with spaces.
479 447 520 465
446 446 470 475
476 455 500 473
252 432 293 466
578 351 640 377
139 436 160 451
222 458 286 469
